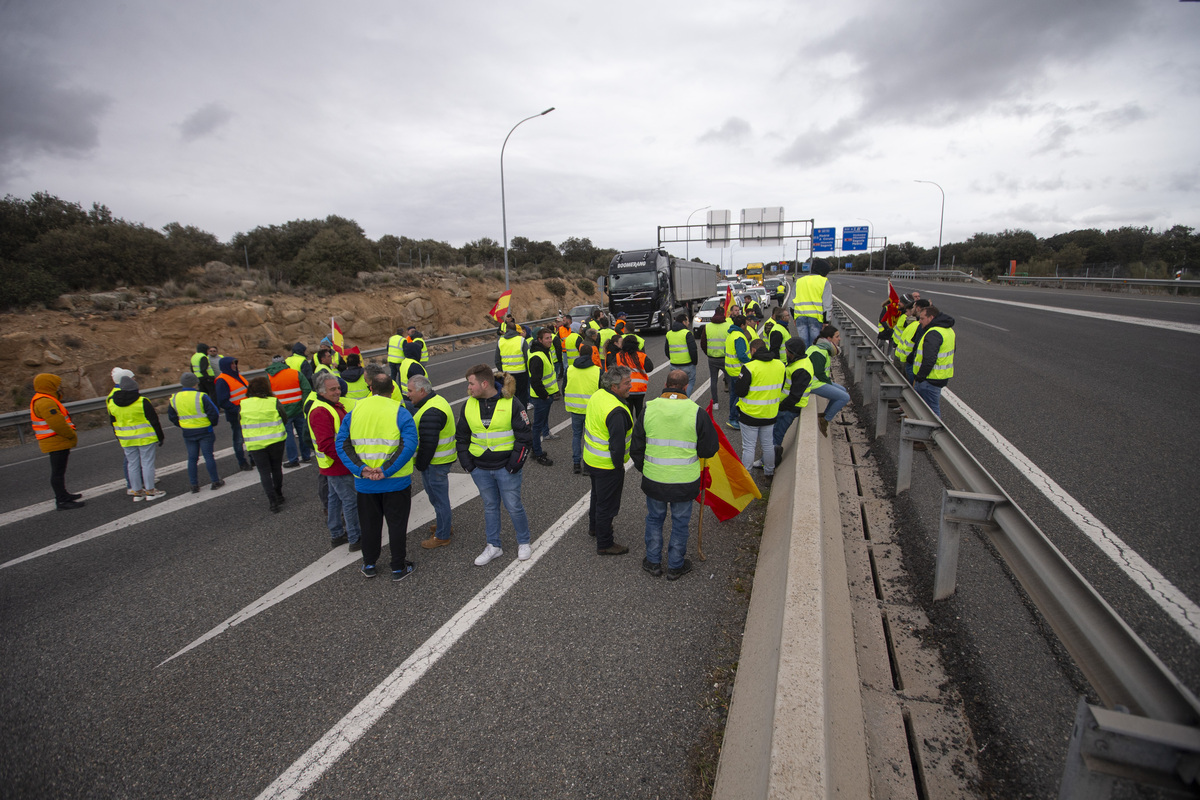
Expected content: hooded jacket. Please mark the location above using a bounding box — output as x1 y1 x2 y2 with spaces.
31 374 77 453
214 357 247 414
913 313 956 386
809 338 837 385
411 390 451 472
264 360 313 419
454 372 531 473
108 382 165 444
733 348 783 427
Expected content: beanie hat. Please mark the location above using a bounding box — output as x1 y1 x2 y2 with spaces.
112 367 134 384
180 373 198 388
119 376 138 392
292 342 307 355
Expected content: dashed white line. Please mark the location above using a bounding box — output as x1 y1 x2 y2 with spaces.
924 290 1200 335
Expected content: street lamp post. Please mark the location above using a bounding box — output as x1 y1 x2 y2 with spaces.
501 107 555 290
914 180 944 272
858 216 874 271
685 205 710 261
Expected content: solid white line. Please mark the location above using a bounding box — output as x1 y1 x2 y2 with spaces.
0 447 236 530
158 472 480 666
0 464 293 570
956 315 1010 332
942 389 1200 645
925 291 1200 335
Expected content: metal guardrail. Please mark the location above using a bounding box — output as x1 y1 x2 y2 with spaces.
830 298 1200 797
0 316 560 441
885 268 986 284
992 275 1200 290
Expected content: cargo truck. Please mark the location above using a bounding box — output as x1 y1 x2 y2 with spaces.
604 249 721 332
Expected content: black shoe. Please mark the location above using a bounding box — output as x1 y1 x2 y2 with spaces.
642 558 662 577
270 503 281 513
534 454 553 467
597 544 629 556
573 463 581 474
283 460 301 469
588 527 596 538
301 456 313 463
331 535 348 548
774 445 783 465
56 500 86 510
361 564 377 578
190 484 200 494
581 464 590 476
392 562 414 582
67 492 83 501
666 558 693 581
348 541 362 552
240 463 254 472
211 480 225 490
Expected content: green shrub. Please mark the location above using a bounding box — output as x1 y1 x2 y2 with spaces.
576 278 595 296
544 278 567 298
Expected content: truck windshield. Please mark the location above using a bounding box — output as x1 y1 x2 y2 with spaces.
610 271 657 290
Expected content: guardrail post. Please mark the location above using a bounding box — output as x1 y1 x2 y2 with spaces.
1059 698 1200 799
934 489 1004 600
897 418 940 494
853 344 870 385
865 358 884 409
875 383 905 440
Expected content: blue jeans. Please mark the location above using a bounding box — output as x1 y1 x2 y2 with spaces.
904 363 914 385
184 430 219 484
645 496 693 569
530 397 552 456
773 408 799 448
811 382 850 421
326 473 361 543
677 363 696 397
470 467 532 548
725 372 740 422
423 462 453 540
283 414 313 462
795 316 822 348
227 410 249 467
706 357 723 406
571 413 585 465
914 380 944 418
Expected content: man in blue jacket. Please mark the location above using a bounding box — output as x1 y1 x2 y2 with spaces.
336 373 419 581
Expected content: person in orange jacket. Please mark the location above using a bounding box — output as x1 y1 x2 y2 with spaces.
29 373 84 510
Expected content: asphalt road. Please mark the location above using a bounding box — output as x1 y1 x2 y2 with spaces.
0 333 761 799
829 274 1200 796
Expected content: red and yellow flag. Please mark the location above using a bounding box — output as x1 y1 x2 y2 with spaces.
722 284 734 318
881 281 902 328
330 318 345 356
697 401 762 521
489 290 513 323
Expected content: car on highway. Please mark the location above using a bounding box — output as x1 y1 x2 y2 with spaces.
692 295 725 333
567 304 610 330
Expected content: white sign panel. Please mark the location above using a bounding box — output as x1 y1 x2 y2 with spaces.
706 209 732 248
739 206 783 247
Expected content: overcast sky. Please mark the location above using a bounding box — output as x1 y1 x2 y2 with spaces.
2 0 1198 268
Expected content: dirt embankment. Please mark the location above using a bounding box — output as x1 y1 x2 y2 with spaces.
1 268 594 411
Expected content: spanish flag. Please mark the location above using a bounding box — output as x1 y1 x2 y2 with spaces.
881 281 902 329
488 290 513 323
722 284 734 318
697 401 762 521
330 318 345 356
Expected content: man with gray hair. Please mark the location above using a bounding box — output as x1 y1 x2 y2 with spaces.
582 364 634 555
407 374 457 550
307 370 361 550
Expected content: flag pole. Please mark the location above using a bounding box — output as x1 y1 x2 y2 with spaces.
697 459 707 561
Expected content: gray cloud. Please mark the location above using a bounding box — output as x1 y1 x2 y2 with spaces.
1034 120 1079 155
777 119 860 167
698 117 751 145
1168 170 1199 192
1093 102 1149 130
179 103 234 142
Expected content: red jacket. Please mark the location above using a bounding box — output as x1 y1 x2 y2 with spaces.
308 400 351 476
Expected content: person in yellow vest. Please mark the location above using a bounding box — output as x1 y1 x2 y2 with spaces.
397 341 428 406
763 308 793 359
565 342 601 475
912 304 956 419
663 311 698 396
557 313 580 379
241 377 288 512
386 327 405 383
455 364 535 566
336 373 419 579
732 339 785 479
339 353 369 411
107 375 167 501
30 373 84 510
214 356 254 471
495 321 531 409
526 327 561 466
307 372 361 550
631 369 719 579
582 364 634 555
807 325 851 438
405 326 429 364
265 355 315 468
792 259 831 348
772 338 814 465
895 298 928 385
285 342 308 374
168 372 224 493
723 314 752 430
110 367 138 496
407 375 457 550
190 342 217 397
697 306 729 409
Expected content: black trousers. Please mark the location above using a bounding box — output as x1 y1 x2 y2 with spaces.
251 441 285 504
357 487 411 571
588 467 625 549
48 449 71 503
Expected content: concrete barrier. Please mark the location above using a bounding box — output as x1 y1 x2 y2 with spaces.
712 407 870 798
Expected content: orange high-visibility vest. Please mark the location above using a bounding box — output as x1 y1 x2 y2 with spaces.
617 351 648 394
30 393 74 440
268 368 303 407
215 373 248 405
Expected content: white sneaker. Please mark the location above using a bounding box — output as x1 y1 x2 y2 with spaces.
474 544 504 566
517 543 532 561
751 460 763 469
132 490 145 502
713 402 719 410
143 488 167 501
126 488 138 496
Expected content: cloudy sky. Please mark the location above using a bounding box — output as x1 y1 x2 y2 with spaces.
2 0 1198 269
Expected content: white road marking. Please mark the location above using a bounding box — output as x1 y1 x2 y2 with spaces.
924 291 1200 335
0 447 236 530
837 297 1200 644
942 389 1200 645
158 472 480 666
956 315 1010 332
0 464 294 570
256 360 679 799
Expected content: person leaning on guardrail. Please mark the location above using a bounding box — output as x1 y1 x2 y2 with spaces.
911 304 956 419
899 298 931 384
30 373 84 510
806 326 851 438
